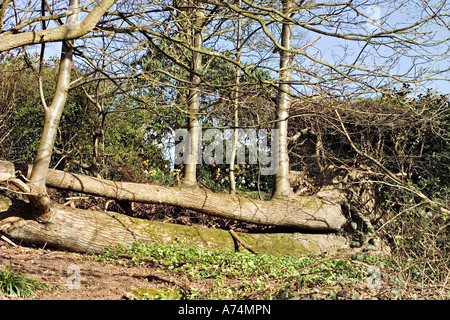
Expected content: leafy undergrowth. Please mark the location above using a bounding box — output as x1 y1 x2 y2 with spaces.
95 241 442 300
0 264 51 298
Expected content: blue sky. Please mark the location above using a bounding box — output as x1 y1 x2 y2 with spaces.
318 1 449 95
13 0 449 96
250 0 450 97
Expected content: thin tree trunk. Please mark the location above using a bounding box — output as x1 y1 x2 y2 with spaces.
0 160 347 231
229 0 242 195
272 0 294 198
26 0 78 216
182 1 204 186
30 41 72 189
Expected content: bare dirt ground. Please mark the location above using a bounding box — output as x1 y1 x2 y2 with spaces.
0 241 163 300
0 196 271 301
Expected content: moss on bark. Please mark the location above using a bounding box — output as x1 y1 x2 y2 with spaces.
0 196 348 256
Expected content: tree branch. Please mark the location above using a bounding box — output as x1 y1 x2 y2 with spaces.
0 0 117 52
335 109 450 216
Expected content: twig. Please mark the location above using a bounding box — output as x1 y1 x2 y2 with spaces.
65 196 90 201
145 274 191 295
334 109 450 216
284 254 352 282
0 234 17 247
229 230 256 254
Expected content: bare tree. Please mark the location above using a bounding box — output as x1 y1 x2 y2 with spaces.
0 0 117 52
175 0 205 186
0 0 448 254
228 0 243 195
271 0 294 198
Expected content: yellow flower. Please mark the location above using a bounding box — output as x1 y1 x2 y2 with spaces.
225 176 228 181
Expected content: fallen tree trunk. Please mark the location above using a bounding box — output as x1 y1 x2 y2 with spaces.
0 196 348 256
0 160 347 231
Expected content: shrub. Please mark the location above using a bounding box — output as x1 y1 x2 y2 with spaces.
0 264 47 298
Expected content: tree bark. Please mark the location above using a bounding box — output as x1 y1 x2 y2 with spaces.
0 0 117 52
30 40 72 190
272 0 294 198
0 196 348 255
0 160 347 231
229 0 242 195
16 1 79 218
180 1 204 186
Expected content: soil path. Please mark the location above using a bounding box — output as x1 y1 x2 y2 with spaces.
0 242 160 300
